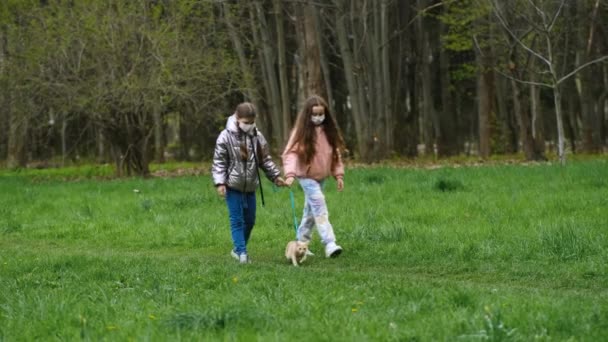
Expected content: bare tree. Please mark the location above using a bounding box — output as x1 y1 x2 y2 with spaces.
489 0 608 164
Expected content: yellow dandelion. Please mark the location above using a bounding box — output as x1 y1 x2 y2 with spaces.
232 277 238 283
149 314 157 320
351 308 358 313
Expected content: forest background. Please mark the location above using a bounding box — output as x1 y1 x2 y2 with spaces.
1 0 607 176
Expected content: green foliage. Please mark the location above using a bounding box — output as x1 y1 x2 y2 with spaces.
0 0 240 174
439 0 490 52
1 160 607 339
450 62 477 81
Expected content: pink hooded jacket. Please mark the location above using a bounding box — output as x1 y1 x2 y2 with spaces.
282 126 344 181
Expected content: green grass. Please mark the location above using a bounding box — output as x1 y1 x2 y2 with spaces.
1 159 607 341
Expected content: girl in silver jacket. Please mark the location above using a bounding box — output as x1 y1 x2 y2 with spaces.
212 102 285 264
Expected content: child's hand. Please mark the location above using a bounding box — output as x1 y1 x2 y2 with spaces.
216 185 226 198
285 177 295 187
337 178 344 192
274 177 287 187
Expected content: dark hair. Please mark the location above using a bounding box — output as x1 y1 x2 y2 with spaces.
236 102 256 120
286 95 345 166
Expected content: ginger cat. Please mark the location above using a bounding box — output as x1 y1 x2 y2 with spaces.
285 240 310 266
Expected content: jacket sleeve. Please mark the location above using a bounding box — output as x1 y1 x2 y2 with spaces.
256 132 281 182
211 131 229 186
332 149 345 179
282 130 298 179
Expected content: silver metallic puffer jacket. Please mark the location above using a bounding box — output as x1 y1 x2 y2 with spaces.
212 115 281 192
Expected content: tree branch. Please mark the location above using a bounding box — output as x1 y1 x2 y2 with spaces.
489 0 552 68
547 0 565 32
526 0 546 23
494 67 553 88
557 55 608 85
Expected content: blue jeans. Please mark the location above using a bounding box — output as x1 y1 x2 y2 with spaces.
296 178 336 245
226 188 256 255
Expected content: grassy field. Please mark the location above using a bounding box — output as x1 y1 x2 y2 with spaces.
1 158 607 341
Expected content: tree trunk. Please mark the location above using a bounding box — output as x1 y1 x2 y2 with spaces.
553 85 566 165
437 19 458 156
602 63 608 148
7 105 29 168
495 75 516 153
416 0 435 156
380 0 393 154
367 0 388 159
564 84 578 153
105 109 152 177
334 0 368 160
348 1 375 161
153 99 164 163
0 29 7 161
96 127 106 163
530 81 546 157
477 60 495 159
510 78 536 160
357 1 382 161
392 1 418 157
253 1 283 145
274 0 291 144
302 1 324 100
294 9 306 109
312 3 335 116
61 114 68 167
576 0 601 152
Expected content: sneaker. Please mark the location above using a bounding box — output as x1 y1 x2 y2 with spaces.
305 250 315 257
239 253 250 264
230 250 239 261
325 242 343 258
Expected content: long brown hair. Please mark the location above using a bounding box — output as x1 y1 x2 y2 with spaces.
286 95 345 165
235 102 256 161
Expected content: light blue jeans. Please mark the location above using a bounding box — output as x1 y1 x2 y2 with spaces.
296 178 336 245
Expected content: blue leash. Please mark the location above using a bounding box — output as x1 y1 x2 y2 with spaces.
289 188 299 238
274 184 299 239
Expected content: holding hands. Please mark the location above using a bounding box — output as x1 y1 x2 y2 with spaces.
274 177 287 187
217 176 289 199
284 176 344 192
284 177 295 187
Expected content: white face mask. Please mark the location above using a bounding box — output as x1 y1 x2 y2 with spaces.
239 122 255 133
311 115 325 125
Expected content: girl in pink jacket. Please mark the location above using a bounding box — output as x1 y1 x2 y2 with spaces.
283 95 346 258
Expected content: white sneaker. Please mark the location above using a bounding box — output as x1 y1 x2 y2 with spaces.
239 253 250 264
230 250 239 261
325 242 343 258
